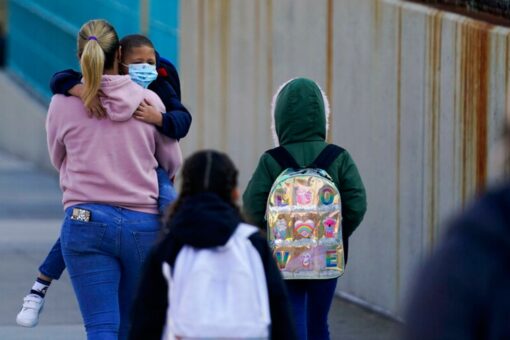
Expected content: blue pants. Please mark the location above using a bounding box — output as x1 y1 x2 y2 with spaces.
285 278 338 340
38 237 66 279
156 167 177 215
38 167 176 280
61 204 160 340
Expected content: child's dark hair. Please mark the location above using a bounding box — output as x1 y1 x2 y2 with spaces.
120 34 154 56
163 150 240 230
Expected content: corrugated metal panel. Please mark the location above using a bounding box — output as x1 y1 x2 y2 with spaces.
180 0 330 191
179 0 510 317
335 0 510 317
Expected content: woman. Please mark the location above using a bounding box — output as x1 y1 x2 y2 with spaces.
45 19 182 339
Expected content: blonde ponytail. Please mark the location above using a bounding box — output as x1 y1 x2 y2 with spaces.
80 39 105 109
77 20 119 110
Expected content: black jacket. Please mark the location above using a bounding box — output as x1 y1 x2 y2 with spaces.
404 183 510 340
129 193 297 340
49 52 191 140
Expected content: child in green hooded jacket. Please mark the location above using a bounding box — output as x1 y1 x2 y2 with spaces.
243 77 367 340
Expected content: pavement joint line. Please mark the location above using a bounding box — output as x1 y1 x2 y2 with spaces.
337 291 405 323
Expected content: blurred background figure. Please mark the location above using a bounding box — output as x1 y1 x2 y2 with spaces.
404 117 510 339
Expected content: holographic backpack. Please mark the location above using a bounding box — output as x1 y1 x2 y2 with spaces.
265 145 345 280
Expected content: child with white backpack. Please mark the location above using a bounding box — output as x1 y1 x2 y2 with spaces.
129 150 297 340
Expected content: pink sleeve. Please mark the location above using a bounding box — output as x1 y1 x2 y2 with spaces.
45 97 66 171
155 134 182 178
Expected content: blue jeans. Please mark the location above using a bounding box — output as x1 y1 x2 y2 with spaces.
156 166 177 214
39 237 66 280
38 167 176 280
285 278 338 340
60 204 160 340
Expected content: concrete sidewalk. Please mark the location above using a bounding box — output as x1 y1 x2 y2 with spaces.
0 151 84 339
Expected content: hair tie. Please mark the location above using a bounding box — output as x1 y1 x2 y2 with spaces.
88 36 97 41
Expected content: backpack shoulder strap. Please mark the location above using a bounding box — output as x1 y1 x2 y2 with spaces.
265 146 300 170
234 223 259 239
310 144 345 169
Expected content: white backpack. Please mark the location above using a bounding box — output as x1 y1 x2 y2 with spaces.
161 223 271 340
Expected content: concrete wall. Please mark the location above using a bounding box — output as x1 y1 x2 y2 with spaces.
179 0 510 317
0 71 53 172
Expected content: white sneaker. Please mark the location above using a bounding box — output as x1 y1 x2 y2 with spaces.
16 294 44 327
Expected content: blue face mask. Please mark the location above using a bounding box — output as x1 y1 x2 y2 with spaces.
126 63 158 88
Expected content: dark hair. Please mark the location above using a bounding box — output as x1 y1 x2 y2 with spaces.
163 150 240 227
120 34 154 57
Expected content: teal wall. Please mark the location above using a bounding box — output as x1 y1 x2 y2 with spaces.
149 0 179 66
7 0 179 100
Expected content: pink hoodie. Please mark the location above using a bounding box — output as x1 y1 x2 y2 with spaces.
46 75 182 214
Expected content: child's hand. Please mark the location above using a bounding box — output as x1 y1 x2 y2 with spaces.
68 84 84 98
134 99 163 127
69 84 106 119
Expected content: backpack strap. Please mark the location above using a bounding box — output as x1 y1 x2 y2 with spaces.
266 146 300 170
310 144 345 169
234 223 259 239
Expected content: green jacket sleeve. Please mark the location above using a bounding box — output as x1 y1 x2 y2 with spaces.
242 153 279 230
336 151 367 237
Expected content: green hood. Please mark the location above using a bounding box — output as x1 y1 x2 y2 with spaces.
271 78 330 146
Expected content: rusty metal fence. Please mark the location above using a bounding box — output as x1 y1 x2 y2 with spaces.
416 0 510 17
